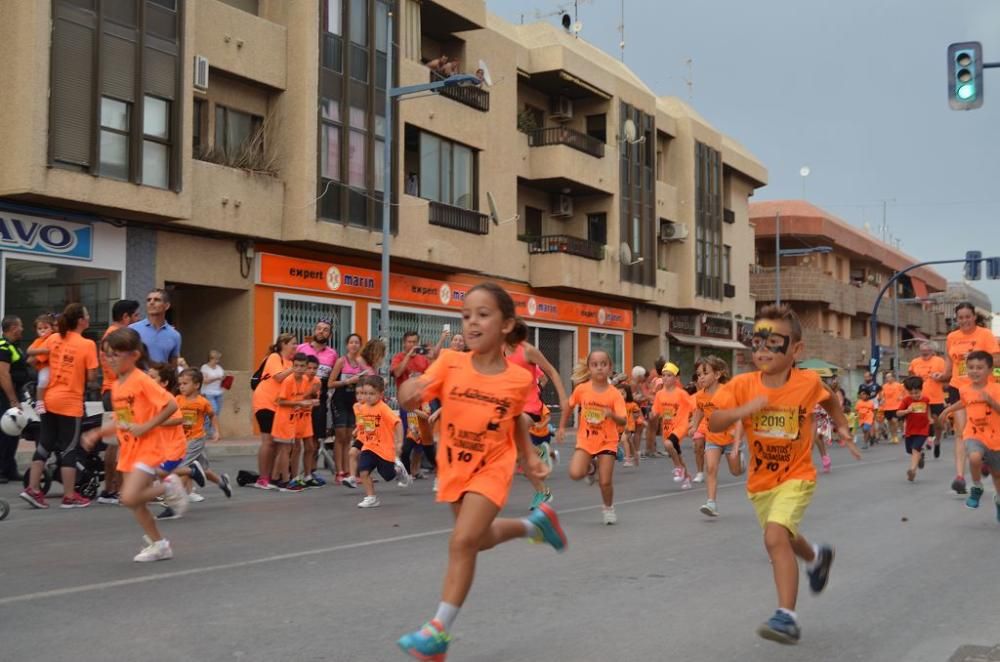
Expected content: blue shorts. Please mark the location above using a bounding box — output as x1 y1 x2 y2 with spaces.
530 434 551 446
706 440 736 452
862 423 872 433
159 458 183 473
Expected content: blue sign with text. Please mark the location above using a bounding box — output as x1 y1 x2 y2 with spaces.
0 214 93 261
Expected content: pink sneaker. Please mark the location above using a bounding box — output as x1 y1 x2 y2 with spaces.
681 475 693 490
253 477 275 490
60 492 92 509
672 467 684 483
822 456 832 473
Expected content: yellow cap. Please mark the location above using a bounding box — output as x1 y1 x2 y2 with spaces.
661 362 680 376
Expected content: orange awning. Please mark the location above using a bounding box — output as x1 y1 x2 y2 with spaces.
912 277 929 300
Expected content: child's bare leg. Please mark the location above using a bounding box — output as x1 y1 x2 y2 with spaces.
568 449 593 480
290 439 303 478
726 443 744 475
360 470 375 497
764 523 810 610
705 448 722 502
304 437 317 476
120 471 165 541
969 450 983 483
348 446 360 477
694 437 705 474
273 444 291 482
596 454 614 507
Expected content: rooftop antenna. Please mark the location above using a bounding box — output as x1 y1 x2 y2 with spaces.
618 0 625 61
682 58 694 100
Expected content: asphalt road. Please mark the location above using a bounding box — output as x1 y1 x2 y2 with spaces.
0 439 997 662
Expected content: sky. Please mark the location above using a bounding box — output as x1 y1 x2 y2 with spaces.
489 0 1000 306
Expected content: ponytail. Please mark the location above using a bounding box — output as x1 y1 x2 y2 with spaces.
57 303 87 337
506 317 528 346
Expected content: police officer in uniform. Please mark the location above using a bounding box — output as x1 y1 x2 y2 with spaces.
0 315 28 483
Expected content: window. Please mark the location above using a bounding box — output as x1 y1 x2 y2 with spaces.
142 96 170 188
348 129 366 187
695 141 723 299
523 206 543 238
99 97 130 180
218 0 258 13
214 105 263 161
412 129 477 209
586 114 606 143
588 213 607 245
321 124 341 181
619 102 655 285
724 244 732 284
193 98 206 156
519 104 544 133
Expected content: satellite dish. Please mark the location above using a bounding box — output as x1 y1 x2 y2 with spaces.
486 191 519 226
799 166 811 177
477 59 493 87
573 21 583 34
622 118 645 144
620 242 644 266
561 12 572 30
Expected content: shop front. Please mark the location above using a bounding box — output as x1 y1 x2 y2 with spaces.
253 252 633 404
667 313 750 381
0 206 127 342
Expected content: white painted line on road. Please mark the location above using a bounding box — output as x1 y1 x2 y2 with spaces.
0 454 898 606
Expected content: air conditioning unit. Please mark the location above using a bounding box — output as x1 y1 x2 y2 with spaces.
723 283 736 298
550 194 573 218
549 95 573 121
194 55 210 91
658 219 689 242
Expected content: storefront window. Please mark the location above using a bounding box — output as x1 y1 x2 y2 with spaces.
370 307 463 403
529 325 575 408
275 296 353 354
670 343 696 385
589 330 624 373
5 257 120 344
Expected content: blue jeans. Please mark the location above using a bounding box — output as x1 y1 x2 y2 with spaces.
205 393 224 437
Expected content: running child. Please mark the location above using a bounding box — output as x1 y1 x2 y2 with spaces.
352 375 411 507
881 372 905 444
620 385 641 467
396 282 566 661
690 355 745 517
652 362 696 489
174 369 231 497
271 353 316 492
561 350 627 524
939 350 1000 516
402 403 434 480
709 305 861 644
897 376 932 482
81 328 189 562
855 391 875 448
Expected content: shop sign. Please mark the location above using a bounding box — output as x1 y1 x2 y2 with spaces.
737 321 755 347
669 314 696 335
257 253 632 330
0 213 93 261
701 316 733 340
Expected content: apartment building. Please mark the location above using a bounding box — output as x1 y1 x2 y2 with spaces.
749 201 947 384
0 0 766 434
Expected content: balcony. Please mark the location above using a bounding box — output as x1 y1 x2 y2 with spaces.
524 234 605 260
428 200 489 235
432 72 490 112
750 266 878 315
526 126 604 158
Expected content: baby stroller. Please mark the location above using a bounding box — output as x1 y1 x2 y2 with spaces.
18 382 106 499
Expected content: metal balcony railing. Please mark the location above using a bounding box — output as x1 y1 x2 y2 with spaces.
526 234 605 260
430 72 490 112
526 126 605 158
428 200 489 235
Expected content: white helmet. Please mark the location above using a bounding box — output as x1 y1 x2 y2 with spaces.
0 407 28 436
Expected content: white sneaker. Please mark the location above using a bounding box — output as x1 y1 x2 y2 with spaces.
432 477 438 492
699 501 719 517
357 495 380 508
134 537 173 562
395 461 413 487
681 476 693 490
551 449 560 465
188 491 205 503
692 472 705 483
341 475 358 489
162 475 189 516
672 467 684 483
602 506 617 525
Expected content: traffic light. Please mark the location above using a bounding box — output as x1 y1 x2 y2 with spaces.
987 257 1000 280
948 42 984 110
965 250 983 280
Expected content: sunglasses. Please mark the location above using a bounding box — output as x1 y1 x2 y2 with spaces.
750 330 791 355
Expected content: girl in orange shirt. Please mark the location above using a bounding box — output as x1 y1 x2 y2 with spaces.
396 283 566 662
652 362 696 488
619 384 641 467
689 355 745 517
563 349 628 524
82 328 189 562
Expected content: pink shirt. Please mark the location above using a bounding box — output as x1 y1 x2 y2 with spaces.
506 344 544 415
296 342 339 381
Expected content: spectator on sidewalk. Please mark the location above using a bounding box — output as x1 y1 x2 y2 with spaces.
297 320 339 447
200 349 226 437
130 288 181 367
391 331 431 440
0 315 28 483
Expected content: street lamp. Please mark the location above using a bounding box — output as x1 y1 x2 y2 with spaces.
378 9 485 349
774 209 832 305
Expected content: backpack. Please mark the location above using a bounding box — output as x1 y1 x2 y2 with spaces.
249 354 272 391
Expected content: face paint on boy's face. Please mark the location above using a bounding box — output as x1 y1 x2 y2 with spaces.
750 329 791 355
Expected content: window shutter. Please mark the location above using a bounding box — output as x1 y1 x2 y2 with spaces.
144 47 177 100
50 5 96 167
101 34 137 101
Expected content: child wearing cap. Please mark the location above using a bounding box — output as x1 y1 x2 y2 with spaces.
652 361 696 489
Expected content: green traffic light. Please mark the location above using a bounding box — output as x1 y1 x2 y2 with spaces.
958 83 976 100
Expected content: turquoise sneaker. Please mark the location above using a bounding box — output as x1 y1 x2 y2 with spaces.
966 485 984 510
526 502 568 552
529 489 553 511
398 620 450 661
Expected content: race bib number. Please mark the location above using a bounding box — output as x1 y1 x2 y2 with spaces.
583 406 605 425
115 407 133 425
182 411 197 427
661 405 676 421
957 359 967 377
911 402 927 413
407 412 419 428
362 417 376 433
751 407 800 440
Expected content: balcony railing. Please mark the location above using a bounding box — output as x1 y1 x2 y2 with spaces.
428 200 489 235
430 72 490 112
526 126 605 158
526 234 605 260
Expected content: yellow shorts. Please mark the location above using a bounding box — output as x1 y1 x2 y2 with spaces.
748 479 816 538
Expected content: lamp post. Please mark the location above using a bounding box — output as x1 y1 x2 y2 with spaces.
378 9 482 346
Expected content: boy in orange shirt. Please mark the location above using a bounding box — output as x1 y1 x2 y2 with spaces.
855 391 876 448
172 370 230 498
652 362 696 489
880 371 905 444
710 304 861 644
940 351 1000 518
271 353 317 492
353 375 410 507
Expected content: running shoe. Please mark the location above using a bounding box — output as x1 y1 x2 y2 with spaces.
162 475 188 516
303 477 324 489
821 456 832 474
602 506 617 525
19 487 48 509
134 536 173 563
357 495 380 508
933 443 941 459
156 506 180 520
432 477 438 492
188 491 205 503
97 490 120 505
906 468 916 482
189 461 207 488
807 544 835 594
918 452 925 470
692 472 705 483
966 485 984 510
681 476 693 490
526 502 567 551
700 500 719 517
551 448 560 465
60 492 92 509
952 476 968 495
672 467 684 483
756 610 800 645
334 471 346 485
585 462 597 486
342 475 358 489
395 461 413 487
622 459 635 467
397 620 450 661
280 480 305 493
218 473 233 498
252 477 274 490
309 473 327 487
529 489 552 511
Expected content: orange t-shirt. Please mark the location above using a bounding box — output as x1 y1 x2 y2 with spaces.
909 355 947 404
569 381 628 454
251 353 291 413
29 336 51 368
958 383 1000 450
652 387 695 440
99 324 122 393
272 374 314 441
420 349 533 507
355 400 401 462
880 382 905 411
42 331 99 417
625 401 640 433
712 368 829 493
855 399 875 425
529 404 552 438
947 327 1000 388
176 393 213 441
111 369 181 471
695 388 734 445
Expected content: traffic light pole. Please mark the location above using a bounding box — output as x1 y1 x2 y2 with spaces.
868 256 997 375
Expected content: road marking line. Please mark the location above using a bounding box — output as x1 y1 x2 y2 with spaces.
0 455 897 606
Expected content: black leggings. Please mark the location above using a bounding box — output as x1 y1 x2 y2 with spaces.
401 437 436 469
